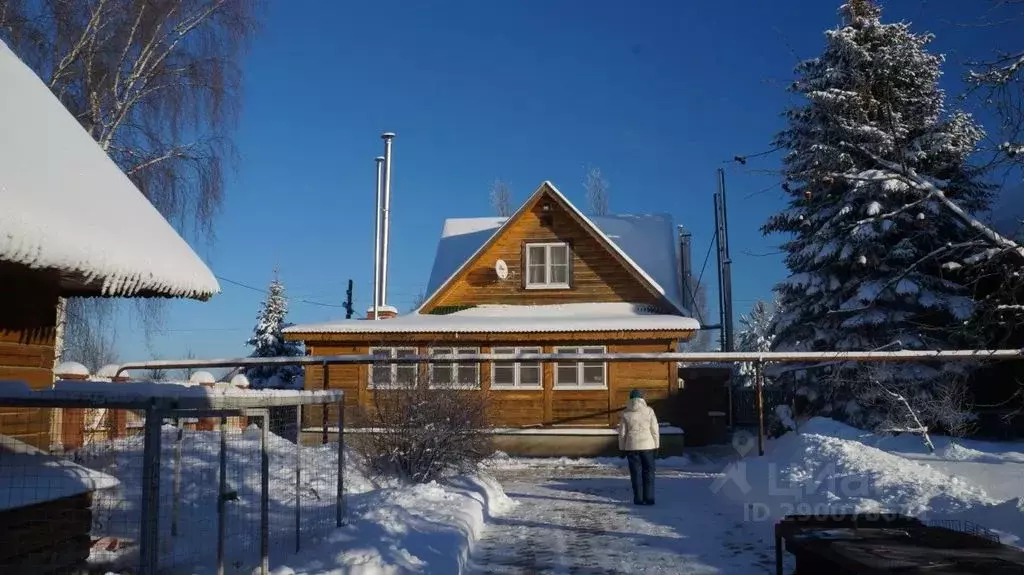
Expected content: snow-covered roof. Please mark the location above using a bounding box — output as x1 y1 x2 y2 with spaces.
419 182 687 316
0 434 119 510
0 39 219 299
284 302 699 334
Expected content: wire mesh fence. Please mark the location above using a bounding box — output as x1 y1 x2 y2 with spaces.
0 383 344 575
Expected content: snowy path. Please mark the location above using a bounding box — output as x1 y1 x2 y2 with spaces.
468 466 777 575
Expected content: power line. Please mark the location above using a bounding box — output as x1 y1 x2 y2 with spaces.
694 231 717 296
216 276 352 308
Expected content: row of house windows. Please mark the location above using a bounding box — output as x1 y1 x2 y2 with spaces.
368 346 607 389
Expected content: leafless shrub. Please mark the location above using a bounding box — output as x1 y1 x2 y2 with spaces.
919 378 978 438
583 166 609 216
354 364 492 483
825 363 977 450
490 179 512 217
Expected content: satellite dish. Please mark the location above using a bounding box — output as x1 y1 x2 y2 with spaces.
494 259 509 280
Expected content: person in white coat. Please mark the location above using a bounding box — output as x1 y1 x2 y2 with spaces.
618 389 660 505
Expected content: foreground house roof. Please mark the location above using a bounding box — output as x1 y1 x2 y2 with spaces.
0 39 219 299
284 302 699 335
419 182 687 316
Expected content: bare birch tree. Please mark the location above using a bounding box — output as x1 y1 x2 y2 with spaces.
583 166 610 216
0 0 262 363
489 178 511 217
964 0 1024 172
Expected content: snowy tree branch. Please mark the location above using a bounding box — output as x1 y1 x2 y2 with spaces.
852 147 1024 263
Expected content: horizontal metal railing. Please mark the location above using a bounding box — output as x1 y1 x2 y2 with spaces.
115 348 1024 375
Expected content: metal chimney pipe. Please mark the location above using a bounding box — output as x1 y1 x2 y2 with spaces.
372 156 385 320
380 132 396 307
678 225 693 314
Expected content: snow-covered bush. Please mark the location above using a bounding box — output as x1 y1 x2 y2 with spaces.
354 366 492 483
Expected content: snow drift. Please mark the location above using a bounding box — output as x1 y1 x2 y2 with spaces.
715 417 1024 545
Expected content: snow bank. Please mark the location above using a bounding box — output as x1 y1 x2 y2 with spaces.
0 435 119 510
270 474 514 575
77 425 511 574
714 417 1024 545
480 451 695 471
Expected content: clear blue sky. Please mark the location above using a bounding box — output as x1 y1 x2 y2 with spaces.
116 0 1019 362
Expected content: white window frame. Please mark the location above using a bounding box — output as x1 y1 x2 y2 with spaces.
524 242 571 290
368 346 419 389
553 346 607 390
427 347 480 389
490 346 543 390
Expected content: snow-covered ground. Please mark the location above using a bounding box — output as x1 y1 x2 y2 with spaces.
75 417 1023 574
468 466 776 574
471 418 1024 574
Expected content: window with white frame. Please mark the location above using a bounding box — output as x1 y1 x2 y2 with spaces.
428 347 480 388
369 347 418 388
524 242 570 289
553 346 606 389
491 347 542 389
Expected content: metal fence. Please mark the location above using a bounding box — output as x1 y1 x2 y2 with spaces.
0 383 343 575
733 385 789 428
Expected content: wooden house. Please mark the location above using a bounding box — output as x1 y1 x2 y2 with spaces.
0 38 218 571
284 181 700 456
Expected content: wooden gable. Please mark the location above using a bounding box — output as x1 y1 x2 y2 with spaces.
420 182 672 313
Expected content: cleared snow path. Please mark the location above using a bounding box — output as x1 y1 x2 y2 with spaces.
468 466 776 574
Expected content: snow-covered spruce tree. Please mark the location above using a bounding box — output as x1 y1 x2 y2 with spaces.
737 298 780 386
245 271 304 389
763 0 991 430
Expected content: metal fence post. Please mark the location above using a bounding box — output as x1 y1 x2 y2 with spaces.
261 411 270 575
139 404 164 575
322 362 330 445
217 416 227 575
755 360 766 457
336 396 345 527
295 404 302 553
171 418 184 539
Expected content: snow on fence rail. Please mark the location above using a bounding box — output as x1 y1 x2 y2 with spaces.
0 382 344 575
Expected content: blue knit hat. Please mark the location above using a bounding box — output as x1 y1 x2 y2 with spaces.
629 389 643 400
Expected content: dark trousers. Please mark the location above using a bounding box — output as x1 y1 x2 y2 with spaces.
625 449 656 504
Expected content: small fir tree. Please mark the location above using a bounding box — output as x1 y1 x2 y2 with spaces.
245 270 304 388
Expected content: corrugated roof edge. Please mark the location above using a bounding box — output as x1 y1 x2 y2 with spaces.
414 181 689 317
283 325 700 335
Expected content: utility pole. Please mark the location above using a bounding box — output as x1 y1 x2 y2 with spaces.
344 279 354 320
715 168 737 430
714 168 735 353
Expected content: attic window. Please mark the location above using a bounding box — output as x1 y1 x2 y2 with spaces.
524 242 570 289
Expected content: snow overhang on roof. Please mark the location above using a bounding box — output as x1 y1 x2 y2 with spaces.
283 302 700 335
0 39 219 299
419 182 688 316
0 434 119 510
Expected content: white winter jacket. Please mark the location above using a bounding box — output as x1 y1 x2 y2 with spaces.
618 398 660 451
